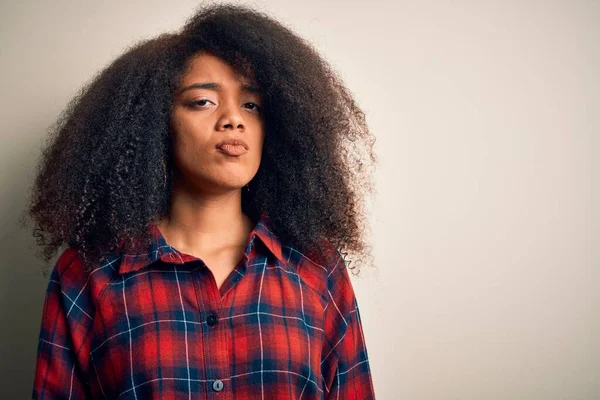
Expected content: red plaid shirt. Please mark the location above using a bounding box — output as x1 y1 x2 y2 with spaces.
32 212 376 399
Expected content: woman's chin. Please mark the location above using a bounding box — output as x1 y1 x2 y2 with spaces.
198 178 251 194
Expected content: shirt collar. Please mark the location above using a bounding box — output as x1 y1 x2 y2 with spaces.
118 211 286 275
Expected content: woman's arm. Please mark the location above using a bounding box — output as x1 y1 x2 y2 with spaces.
321 252 376 399
32 249 94 399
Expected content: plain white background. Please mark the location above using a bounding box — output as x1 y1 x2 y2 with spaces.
0 0 598 398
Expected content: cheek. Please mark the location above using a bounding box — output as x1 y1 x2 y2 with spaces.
255 124 265 151
171 125 213 172
172 112 210 146
252 132 265 164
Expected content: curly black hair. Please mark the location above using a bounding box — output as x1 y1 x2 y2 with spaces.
21 3 376 275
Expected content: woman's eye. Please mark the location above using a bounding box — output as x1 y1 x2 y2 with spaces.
191 99 213 107
244 102 261 112
189 99 260 112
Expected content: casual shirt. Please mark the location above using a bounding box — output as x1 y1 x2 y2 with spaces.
32 212 376 399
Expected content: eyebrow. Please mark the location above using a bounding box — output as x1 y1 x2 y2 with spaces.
177 82 261 96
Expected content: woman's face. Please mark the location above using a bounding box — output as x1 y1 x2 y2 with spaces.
169 52 265 194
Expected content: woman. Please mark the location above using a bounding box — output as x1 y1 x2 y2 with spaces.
26 3 377 399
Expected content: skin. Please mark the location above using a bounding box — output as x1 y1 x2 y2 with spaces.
157 52 265 290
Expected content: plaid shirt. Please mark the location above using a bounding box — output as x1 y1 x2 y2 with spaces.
32 212 376 399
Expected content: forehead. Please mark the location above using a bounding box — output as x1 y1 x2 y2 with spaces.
181 53 255 86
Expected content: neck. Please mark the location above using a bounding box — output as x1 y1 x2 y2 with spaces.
156 177 253 255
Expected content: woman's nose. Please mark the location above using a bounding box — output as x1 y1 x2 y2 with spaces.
217 104 245 131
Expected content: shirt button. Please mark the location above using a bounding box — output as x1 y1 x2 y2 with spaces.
206 312 219 327
212 379 224 392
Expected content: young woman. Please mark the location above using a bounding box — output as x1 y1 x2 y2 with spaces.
26 4 377 399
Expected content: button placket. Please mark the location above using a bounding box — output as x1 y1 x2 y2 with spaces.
195 268 231 398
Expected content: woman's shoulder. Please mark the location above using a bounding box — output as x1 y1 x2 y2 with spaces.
282 239 350 300
49 247 120 302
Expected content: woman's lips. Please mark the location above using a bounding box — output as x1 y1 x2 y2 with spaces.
217 144 248 156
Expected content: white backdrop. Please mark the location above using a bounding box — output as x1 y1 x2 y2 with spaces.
0 0 598 398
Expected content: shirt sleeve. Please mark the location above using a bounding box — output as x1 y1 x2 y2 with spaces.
321 251 376 399
32 248 94 399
